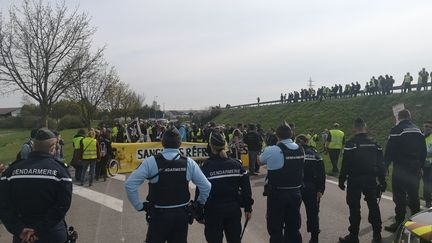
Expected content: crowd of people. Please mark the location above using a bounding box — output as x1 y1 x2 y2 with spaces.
275 68 431 104
0 108 431 243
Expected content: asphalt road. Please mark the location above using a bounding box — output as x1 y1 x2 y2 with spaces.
0 168 422 243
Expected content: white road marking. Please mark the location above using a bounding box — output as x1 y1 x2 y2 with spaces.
112 174 126 181
73 185 123 213
326 178 392 201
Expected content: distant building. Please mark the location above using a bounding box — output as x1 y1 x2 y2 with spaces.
0 107 22 118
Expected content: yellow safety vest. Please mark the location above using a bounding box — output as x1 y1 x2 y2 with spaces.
112 127 118 139
404 75 413 83
82 137 97 160
306 133 317 148
328 129 344 149
72 136 84 150
426 134 432 165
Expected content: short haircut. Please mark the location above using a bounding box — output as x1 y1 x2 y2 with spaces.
276 123 292 139
424 120 432 125
398 109 411 121
33 138 57 153
353 117 366 129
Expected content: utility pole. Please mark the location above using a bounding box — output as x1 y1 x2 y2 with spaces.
308 77 314 90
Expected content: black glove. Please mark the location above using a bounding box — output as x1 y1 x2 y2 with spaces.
139 201 152 212
191 201 205 222
338 182 345 191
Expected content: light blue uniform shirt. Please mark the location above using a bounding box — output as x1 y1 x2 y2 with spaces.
125 148 211 211
259 139 300 170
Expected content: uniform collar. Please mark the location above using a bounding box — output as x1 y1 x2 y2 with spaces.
29 151 54 159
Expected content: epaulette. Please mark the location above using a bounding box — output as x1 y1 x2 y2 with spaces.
233 158 243 166
54 159 68 168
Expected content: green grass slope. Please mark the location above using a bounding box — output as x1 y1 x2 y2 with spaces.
215 90 432 196
215 92 432 148
0 128 78 164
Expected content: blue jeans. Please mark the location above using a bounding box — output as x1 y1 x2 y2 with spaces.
80 159 96 186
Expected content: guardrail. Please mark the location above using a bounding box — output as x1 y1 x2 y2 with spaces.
226 83 432 109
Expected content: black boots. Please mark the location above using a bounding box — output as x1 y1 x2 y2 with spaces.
309 233 319 243
339 234 359 243
372 232 382 243
384 221 402 233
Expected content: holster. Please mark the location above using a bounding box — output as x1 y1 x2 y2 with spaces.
145 202 155 224
263 184 273 196
186 203 194 225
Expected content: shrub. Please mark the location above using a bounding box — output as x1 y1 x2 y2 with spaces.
58 115 85 130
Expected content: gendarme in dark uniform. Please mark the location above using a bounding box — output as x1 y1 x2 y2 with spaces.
384 109 427 232
338 118 386 243
0 129 72 243
259 122 305 243
198 130 254 243
296 135 325 243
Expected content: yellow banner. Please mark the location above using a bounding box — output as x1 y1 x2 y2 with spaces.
111 142 250 174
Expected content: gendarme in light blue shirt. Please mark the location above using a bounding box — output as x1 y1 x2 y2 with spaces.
125 148 211 211
259 139 300 170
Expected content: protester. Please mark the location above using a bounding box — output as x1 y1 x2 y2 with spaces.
80 130 100 187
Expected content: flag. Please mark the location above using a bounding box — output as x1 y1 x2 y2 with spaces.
126 118 142 143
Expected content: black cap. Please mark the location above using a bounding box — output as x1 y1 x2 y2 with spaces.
162 126 181 148
34 128 56 141
209 131 226 147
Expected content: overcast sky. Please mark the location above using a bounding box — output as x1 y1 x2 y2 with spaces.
1 0 432 110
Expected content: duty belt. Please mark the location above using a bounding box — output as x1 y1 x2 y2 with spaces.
270 184 302 190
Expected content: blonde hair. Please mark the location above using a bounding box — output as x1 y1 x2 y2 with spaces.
88 131 96 138
210 144 228 159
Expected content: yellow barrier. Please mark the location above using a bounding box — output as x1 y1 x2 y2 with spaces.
112 142 250 173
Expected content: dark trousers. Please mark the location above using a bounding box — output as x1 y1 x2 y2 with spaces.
74 163 82 181
302 188 320 235
13 221 68 243
248 150 259 173
267 189 302 243
204 203 242 243
328 149 341 172
423 166 432 203
392 168 420 223
80 160 96 186
403 83 411 93
346 177 382 236
96 156 110 180
146 207 189 243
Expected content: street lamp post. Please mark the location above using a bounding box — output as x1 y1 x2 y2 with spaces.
153 96 158 119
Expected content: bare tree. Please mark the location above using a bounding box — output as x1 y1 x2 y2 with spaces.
101 82 144 119
0 0 103 126
68 60 120 128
